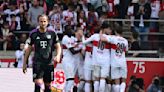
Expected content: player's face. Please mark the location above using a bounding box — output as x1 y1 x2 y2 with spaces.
39 16 48 29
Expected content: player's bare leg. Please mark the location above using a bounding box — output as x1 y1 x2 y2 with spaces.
34 79 45 92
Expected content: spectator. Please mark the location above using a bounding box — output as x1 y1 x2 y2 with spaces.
72 0 83 13
19 33 27 44
27 0 44 29
149 0 160 49
3 1 24 31
129 31 141 57
127 0 139 30
126 75 137 92
89 0 103 16
62 3 77 30
49 4 63 41
147 75 162 92
86 4 99 34
14 43 25 68
54 0 67 11
127 77 145 92
77 10 87 34
0 21 16 50
134 0 151 41
9 14 18 32
159 0 164 49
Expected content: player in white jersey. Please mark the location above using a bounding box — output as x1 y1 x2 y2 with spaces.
82 23 111 92
100 26 128 92
61 25 82 92
72 26 85 92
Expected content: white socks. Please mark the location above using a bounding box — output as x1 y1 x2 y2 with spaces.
77 81 85 92
84 82 91 92
99 79 106 92
105 84 111 92
65 80 74 92
94 81 99 92
120 82 126 92
113 84 120 92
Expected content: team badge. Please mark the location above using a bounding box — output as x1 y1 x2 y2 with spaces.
47 35 51 39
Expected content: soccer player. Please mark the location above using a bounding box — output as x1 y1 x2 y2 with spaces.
83 34 93 92
100 25 128 92
61 25 82 92
82 22 111 92
23 14 62 92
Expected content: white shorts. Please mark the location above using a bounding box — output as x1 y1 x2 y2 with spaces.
111 66 127 79
84 68 94 81
84 52 93 70
77 61 84 79
93 65 110 78
62 58 77 79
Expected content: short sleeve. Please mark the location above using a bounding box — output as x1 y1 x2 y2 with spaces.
53 32 59 44
62 36 74 49
107 35 115 44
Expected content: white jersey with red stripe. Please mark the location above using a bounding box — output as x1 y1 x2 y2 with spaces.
83 34 111 66
62 35 75 60
61 35 78 78
84 43 93 70
107 35 128 67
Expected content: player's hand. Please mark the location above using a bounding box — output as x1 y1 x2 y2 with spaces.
22 63 27 74
54 55 60 63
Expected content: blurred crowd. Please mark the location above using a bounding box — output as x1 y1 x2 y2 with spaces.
0 0 164 51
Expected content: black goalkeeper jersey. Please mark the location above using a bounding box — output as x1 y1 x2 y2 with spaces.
29 28 59 64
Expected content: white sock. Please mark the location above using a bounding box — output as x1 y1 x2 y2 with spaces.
65 80 74 92
105 84 112 92
84 82 91 92
94 81 99 92
77 81 85 92
39 83 45 91
120 82 126 92
113 84 120 92
99 79 106 92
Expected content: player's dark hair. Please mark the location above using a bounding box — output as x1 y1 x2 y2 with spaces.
115 24 123 35
63 25 73 37
101 22 109 29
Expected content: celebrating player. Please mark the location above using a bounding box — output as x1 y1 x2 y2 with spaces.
100 25 128 92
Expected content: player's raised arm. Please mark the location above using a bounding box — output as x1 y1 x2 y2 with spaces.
82 34 94 45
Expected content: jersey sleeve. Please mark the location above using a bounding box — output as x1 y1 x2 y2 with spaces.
27 35 34 46
125 40 129 52
107 35 115 44
62 36 74 49
82 35 95 44
53 32 59 44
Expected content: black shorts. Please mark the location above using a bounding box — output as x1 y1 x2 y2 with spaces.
33 63 54 83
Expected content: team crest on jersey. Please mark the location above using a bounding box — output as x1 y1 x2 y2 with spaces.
47 35 51 39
